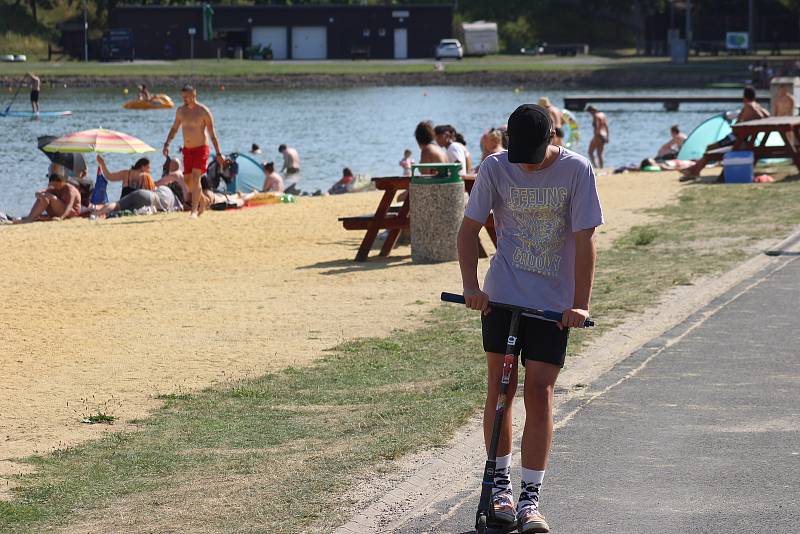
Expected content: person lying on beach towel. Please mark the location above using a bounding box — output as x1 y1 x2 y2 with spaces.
93 182 184 218
203 189 258 210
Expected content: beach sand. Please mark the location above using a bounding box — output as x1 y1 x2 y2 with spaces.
0 170 682 489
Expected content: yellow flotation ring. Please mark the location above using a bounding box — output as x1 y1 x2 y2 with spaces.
562 109 580 148
123 94 174 110
246 192 296 206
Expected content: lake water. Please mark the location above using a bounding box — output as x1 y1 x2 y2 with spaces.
0 86 742 215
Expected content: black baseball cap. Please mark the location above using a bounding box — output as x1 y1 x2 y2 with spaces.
507 104 552 164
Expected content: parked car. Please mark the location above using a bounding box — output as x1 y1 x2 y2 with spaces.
435 39 463 60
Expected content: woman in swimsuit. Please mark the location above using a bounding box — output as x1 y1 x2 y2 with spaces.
587 105 609 169
96 155 156 199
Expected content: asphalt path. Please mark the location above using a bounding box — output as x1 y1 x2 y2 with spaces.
400 253 800 533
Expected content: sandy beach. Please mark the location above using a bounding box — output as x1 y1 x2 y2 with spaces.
0 170 683 489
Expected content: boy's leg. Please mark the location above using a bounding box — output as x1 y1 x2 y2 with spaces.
518 360 560 533
521 360 560 470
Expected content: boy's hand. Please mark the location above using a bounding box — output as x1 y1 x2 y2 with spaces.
464 287 490 315
559 308 590 330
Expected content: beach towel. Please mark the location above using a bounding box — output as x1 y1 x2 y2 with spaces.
91 168 109 205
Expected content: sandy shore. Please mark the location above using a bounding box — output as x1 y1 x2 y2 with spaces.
0 170 683 490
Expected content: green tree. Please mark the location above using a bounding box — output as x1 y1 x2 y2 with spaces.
500 16 534 53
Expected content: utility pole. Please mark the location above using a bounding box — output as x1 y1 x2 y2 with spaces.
189 27 196 77
669 0 675 31
83 0 88 62
748 0 756 53
685 0 692 55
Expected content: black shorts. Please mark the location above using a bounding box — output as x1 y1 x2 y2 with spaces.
481 308 569 367
30 90 39 103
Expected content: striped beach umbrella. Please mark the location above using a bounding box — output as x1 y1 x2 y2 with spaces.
43 128 155 154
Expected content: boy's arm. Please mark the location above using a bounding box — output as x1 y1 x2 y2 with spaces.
457 217 489 313
562 227 596 329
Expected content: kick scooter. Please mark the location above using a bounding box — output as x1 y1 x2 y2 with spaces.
440 292 594 534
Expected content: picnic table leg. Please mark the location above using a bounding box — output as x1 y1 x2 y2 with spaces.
355 189 396 262
780 126 800 175
379 195 410 257
792 125 800 174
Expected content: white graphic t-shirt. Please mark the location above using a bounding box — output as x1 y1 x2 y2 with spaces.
447 142 469 175
464 148 604 312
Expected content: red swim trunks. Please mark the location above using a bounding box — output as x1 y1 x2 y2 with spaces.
182 145 210 174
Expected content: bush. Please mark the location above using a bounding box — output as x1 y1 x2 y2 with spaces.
500 16 535 54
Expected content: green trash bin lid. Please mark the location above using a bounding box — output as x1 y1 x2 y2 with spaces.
411 163 463 184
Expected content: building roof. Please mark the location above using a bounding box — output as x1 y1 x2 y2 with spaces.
462 21 498 31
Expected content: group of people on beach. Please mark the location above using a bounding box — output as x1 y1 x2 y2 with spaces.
403 95 581 180
407 121 474 176
7 78 798 225
9 85 219 222
250 142 303 194
7 85 319 223
677 84 795 180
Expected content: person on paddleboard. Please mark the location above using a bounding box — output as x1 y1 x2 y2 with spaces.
457 104 603 532
28 72 40 113
163 84 224 218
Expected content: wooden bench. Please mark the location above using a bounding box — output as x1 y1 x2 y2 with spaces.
339 175 496 262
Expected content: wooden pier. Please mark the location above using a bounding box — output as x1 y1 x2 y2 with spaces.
563 94 770 112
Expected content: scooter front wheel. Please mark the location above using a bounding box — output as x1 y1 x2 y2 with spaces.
475 513 487 534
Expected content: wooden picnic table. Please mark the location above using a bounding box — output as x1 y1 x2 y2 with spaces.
702 116 800 173
339 175 497 262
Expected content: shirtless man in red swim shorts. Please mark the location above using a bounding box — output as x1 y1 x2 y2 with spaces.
163 84 224 218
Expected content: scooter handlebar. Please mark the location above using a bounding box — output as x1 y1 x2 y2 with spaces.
440 292 594 328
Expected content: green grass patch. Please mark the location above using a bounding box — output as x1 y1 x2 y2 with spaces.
1 180 799 532
0 53 761 79
81 412 115 425
632 227 658 247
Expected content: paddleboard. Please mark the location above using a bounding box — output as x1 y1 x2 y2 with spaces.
0 110 73 118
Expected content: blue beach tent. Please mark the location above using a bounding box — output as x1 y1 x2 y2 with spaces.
677 113 732 161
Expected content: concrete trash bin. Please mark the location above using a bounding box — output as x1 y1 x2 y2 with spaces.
410 163 464 263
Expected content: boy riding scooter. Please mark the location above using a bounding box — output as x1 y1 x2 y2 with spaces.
456 104 604 532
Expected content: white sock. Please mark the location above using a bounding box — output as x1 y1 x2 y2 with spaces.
493 454 513 496
518 468 545 511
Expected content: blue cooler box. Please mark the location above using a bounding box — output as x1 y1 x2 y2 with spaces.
722 151 754 183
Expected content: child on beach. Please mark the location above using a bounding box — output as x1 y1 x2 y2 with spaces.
399 149 414 176
457 104 603 532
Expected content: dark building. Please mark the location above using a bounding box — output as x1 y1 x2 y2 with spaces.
102 4 453 61
644 1 799 56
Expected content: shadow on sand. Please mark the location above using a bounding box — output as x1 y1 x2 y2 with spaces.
298 254 416 276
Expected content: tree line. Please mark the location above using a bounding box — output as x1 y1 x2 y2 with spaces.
8 0 800 51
